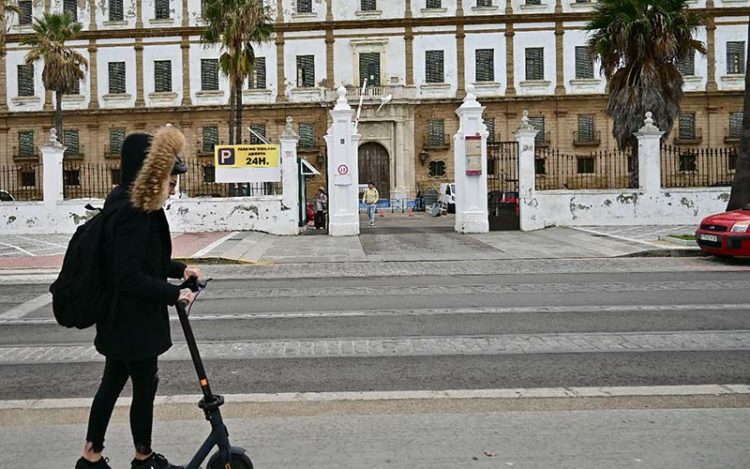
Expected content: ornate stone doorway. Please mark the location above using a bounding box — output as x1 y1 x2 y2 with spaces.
358 142 390 201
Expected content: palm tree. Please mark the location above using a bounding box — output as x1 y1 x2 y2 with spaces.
726 22 750 211
587 0 705 187
22 12 87 139
202 0 273 145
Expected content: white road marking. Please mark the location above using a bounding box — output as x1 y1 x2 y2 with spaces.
0 293 52 320
0 241 36 257
191 231 239 258
14 235 67 249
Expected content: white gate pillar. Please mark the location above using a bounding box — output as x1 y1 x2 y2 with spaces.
279 116 300 229
41 128 65 206
515 111 539 231
325 87 360 236
635 112 664 195
453 86 489 233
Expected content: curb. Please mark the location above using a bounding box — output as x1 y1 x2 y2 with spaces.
619 248 706 258
657 235 698 246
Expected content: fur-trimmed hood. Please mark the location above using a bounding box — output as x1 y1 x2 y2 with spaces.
130 126 186 212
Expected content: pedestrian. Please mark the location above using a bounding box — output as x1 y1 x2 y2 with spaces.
362 182 379 226
76 127 201 469
314 186 327 229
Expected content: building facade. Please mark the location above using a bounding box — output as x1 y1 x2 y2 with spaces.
0 0 746 202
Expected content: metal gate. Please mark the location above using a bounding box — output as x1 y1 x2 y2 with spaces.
487 141 520 231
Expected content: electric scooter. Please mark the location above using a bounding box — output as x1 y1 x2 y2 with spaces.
176 276 254 469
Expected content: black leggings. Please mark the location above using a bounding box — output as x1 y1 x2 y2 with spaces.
86 356 159 454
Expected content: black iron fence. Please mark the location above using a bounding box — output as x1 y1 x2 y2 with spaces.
661 145 738 188
62 161 121 199
534 148 633 190
177 160 282 198
0 163 43 201
487 141 519 192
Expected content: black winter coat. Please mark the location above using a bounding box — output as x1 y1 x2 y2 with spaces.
94 185 186 360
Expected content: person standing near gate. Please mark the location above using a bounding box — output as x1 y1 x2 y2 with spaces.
314 187 327 229
362 182 379 226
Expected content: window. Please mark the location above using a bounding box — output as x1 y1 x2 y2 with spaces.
528 116 545 145
18 0 32 25
249 57 266 89
203 165 216 183
109 128 125 156
108 62 126 94
577 156 595 174
296 55 315 88
475 49 494 82
154 60 172 92
361 0 377 10
18 131 34 157
727 41 746 75
20 169 36 187
477 0 493 6
68 78 80 95
249 124 266 144
427 119 445 146
484 117 495 142
299 123 315 148
155 0 170 19
202 126 219 153
297 0 312 13
359 52 380 87
425 50 444 83
109 0 124 21
64 169 81 186
525 48 544 81
525 0 541 4
679 152 697 172
429 160 446 177
575 46 594 80
63 0 77 21
17 64 34 96
63 130 80 156
577 115 595 143
678 113 696 140
728 149 738 171
729 112 743 139
677 52 695 77
201 59 219 91
535 158 546 175
426 0 442 7
111 168 121 186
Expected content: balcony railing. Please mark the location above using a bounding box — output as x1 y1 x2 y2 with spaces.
573 130 601 147
674 127 703 145
535 131 552 148
424 134 450 149
323 85 417 102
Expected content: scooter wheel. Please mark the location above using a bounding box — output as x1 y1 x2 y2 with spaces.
207 454 253 469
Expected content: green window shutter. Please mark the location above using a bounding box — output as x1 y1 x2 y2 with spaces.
108 62 126 94
678 113 696 140
361 0 377 10
250 57 266 89
729 112 743 138
154 60 172 92
109 0 124 21
299 123 315 148
427 119 445 146
677 52 695 76
109 128 125 155
18 130 35 157
298 0 312 13
359 52 380 87
19 1 32 24
526 0 541 5
477 0 493 6
425 50 444 83
525 48 544 81
475 49 494 82
155 0 170 19
296 55 315 88
63 0 77 21
727 41 746 75
426 0 441 7
577 115 594 142
201 59 219 91
17 64 34 96
63 129 80 156
528 116 545 145
574 46 594 79
484 117 495 142
202 126 219 153
249 124 266 144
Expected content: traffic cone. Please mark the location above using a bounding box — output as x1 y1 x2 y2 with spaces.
379 208 385 217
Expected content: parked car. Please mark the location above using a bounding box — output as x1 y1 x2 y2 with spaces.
438 183 456 213
0 190 14 202
695 207 750 257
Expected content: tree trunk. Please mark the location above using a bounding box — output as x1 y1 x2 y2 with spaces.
726 21 750 211
55 90 63 142
627 136 639 190
235 78 243 145
228 86 236 145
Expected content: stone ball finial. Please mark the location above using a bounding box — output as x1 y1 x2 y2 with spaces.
516 110 536 133
337 86 347 103
636 111 662 136
644 112 653 126
48 128 62 147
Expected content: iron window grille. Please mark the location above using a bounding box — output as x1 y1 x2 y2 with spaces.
577 115 595 143
18 1 32 24
249 124 266 144
63 130 81 156
202 127 219 153
535 158 546 175
109 128 125 156
201 59 219 91
63 0 77 21
427 120 446 147
574 46 594 79
154 60 172 93
678 113 696 140
108 62 126 94
64 170 81 186
296 55 315 88
425 50 444 83
528 116 545 145
729 112 743 139
525 48 544 81
679 152 697 172
677 52 695 76
249 57 266 89
297 0 312 13
475 49 494 82
361 0 377 11
727 42 746 75
155 0 170 19
20 170 36 187
299 123 315 148
429 160 446 178
359 52 380 87
17 64 34 96
109 0 124 21
18 131 35 157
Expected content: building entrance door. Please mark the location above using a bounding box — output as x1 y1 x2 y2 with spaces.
358 142 390 202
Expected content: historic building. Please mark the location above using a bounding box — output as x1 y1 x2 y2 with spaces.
0 0 746 202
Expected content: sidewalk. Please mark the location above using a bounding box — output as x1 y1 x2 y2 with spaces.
0 214 701 270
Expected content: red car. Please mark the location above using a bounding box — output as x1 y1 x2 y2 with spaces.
695 208 750 257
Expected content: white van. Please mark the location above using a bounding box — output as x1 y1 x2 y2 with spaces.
438 183 455 213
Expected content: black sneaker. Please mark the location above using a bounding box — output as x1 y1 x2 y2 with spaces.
131 452 184 469
75 456 112 469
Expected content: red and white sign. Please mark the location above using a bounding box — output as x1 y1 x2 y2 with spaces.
337 164 349 176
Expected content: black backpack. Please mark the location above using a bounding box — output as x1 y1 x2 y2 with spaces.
50 201 127 329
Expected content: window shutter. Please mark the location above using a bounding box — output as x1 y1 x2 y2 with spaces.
298 0 312 13
678 113 696 140
477 0 493 6
109 128 125 155
428 120 445 146
17 64 34 97
426 0 441 8
526 0 541 5
525 48 544 81
251 57 266 89
727 41 746 75
729 112 743 138
359 52 380 87
18 131 35 157
574 46 594 79
528 116 545 145
676 52 695 76
155 0 170 19
19 1 32 24
361 0 377 11
63 130 80 156
63 0 77 21
202 126 219 153
425 50 444 83
109 0 124 21
108 62 126 94
154 60 172 92
484 118 495 142
428 161 446 177
475 49 494 82
201 59 219 91
297 55 315 88
68 78 80 95
577 157 595 174
249 124 266 144
299 123 315 148
577 115 594 142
